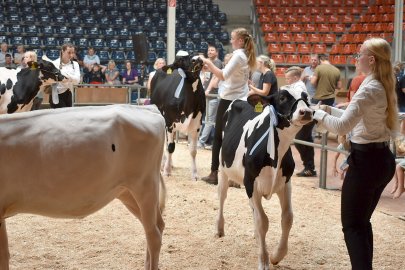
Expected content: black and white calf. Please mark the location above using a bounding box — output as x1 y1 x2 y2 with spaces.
0 59 65 114
216 87 313 270
150 51 205 180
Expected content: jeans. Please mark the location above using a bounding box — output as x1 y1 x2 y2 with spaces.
199 98 219 145
342 146 395 269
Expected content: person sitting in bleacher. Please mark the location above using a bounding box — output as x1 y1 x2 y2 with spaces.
121 60 139 85
104 60 120 85
88 63 106 85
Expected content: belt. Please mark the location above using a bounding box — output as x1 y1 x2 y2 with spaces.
350 141 389 152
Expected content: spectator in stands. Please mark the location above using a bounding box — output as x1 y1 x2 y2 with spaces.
282 66 317 177
200 27 256 185
138 60 149 87
121 60 139 85
310 54 341 106
13 45 25 66
88 63 106 84
83 47 100 72
301 54 319 101
198 44 223 149
312 37 398 270
391 159 405 199
0 54 16 68
248 54 277 96
49 43 81 108
147 58 166 92
104 60 120 85
0 42 11 65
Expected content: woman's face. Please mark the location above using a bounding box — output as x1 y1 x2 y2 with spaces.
156 60 166 69
230 32 243 50
126 62 131 69
62 46 75 62
356 44 374 75
109 62 115 69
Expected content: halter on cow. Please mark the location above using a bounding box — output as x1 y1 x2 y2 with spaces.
216 87 313 269
150 50 205 180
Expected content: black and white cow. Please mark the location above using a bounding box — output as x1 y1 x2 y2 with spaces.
150 51 205 180
0 59 65 114
216 87 313 269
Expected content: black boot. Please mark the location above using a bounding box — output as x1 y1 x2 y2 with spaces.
202 170 218 185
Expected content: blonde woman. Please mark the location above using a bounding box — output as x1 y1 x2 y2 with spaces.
248 55 277 96
20 50 37 69
200 27 256 184
147 58 166 91
313 38 398 269
104 60 120 85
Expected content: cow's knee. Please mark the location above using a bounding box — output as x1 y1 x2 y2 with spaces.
167 142 175 153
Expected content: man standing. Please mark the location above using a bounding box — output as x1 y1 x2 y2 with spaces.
50 43 81 108
301 54 319 101
285 66 317 177
310 54 341 106
198 44 223 149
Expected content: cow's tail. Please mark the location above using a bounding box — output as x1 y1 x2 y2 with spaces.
159 172 167 213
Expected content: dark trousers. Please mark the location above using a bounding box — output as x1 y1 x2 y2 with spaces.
49 90 73 108
342 146 395 269
211 99 232 172
311 97 335 106
294 120 315 170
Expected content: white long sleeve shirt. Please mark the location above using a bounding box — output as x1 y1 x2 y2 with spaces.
52 58 81 94
313 75 392 144
220 49 250 100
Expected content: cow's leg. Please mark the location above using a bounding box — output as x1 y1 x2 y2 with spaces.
164 131 175 177
250 192 270 270
270 181 293 265
188 129 198 180
119 190 164 270
0 219 10 270
216 168 229 237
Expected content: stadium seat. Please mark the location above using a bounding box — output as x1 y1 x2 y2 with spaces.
290 24 302 32
25 14 36 24
54 15 65 24
276 24 288 32
301 15 312 23
267 43 281 54
318 24 331 33
32 48 43 58
77 38 89 49
332 24 345 32
301 55 311 64
69 15 81 26
103 28 116 38
10 25 22 34
113 17 125 26
283 43 296 53
303 24 316 32
323 34 336 43
46 49 60 60
314 15 326 23
88 27 100 37
313 44 326 54
184 40 196 53
111 51 126 62
126 51 136 61
340 34 353 43
330 44 343 54
349 24 362 32
44 37 58 48
219 32 230 45
297 44 312 54
198 41 209 52
108 39 121 50
55 26 70 37
123 39 133 50
275 67 287 77
308 33 321 43
279 33 292 43
286 55 300 64
342 44 356 55
341 15 353 24
353 33 366 43
293 33 307 43
0 36 7 44
83 16 96 26
264 33 278 43
0 24 7 33
72 26 86 37
271 54 285 64
26 37 41 47
118 28 130 38
147 51 157 63
328 15 339 23
98 50 110 62
91 39 105 50
155 39 166 52
272 15 284 23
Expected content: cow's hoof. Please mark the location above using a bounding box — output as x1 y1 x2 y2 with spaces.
215 231 224 238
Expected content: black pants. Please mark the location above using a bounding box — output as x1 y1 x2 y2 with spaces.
311 97 335 106
294 120 315 171
49 90 73 108
342 146 395 269
211 99 232 172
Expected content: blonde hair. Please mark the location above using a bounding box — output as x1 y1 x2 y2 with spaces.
153 58 166 70
257 55 276 72
285 66 302 78
232 28 256 70
24 51 37 62
364 38 398 133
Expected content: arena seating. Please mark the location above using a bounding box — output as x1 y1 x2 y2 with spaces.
255 0 400 68
1 0 228 73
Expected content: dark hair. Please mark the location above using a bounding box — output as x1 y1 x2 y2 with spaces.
207 44 218 51
5 53 11 58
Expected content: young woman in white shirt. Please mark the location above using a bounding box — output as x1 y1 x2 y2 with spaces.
200 27 256 184
313 38 398 269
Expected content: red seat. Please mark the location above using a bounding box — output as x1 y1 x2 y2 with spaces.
369 15 381 23
332 0 342 6
287 15 298 23
290 24 302 32
318 24 331 33
387 23 394 32
329 15 340 23
342 44 356 55
331 55 347 65
304 24 316 32
337 7 347 15
261 24 275 32
286 54 300 64
340 34 353 43
301 15 312 23
362 24 375 32
319 0 329 5
280 0 291 6
323 34 336 44
282 43 296 53
292 0 304 5
258 14 271 23
268 43 282 54
276 24 289 32
314 15 326 23
341 15 353 24
297 44 312 54
264 33 278 43
345 0 355 6
350 7 362 15
313 44 326 54
367 6 378 14
301 55 311 64
293 33 307 43
308 33 321 43
374 23 386 32
359 15 370 23
349 24 362 32
380 32 393 42
310 7 321 14
273 14 284 23
306 0 316 6
353 33 366 43
324 7 335 15
330 44 343 54
297 7 307 15
279 33 292 42
272 54 285 64
284 7 294 15
256 6 268 14
269 7 280 14
275 67 287 77
382 14 394 22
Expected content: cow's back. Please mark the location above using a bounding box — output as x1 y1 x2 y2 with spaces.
0 104 165 218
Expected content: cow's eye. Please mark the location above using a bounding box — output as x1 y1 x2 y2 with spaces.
279 96 287 103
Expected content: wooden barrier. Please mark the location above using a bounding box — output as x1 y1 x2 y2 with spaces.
74 86 130 105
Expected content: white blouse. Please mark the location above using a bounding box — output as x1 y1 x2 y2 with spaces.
220 49 249 100
313 75 392 144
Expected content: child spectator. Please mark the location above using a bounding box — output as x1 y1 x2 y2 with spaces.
88 63 106 84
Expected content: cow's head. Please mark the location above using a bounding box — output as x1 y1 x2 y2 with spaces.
162 50 203 82
247 86 313 128
6 58 65 113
